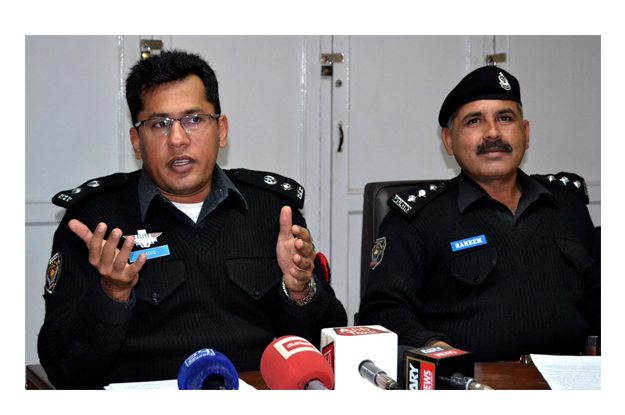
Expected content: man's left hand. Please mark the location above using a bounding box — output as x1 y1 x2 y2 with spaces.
276 206 316 300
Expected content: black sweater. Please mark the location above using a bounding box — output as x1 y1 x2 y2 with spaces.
359 171 600 361
38 169 347 389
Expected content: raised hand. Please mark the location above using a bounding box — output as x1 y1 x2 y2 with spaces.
276 206 316 300
69 219 146 301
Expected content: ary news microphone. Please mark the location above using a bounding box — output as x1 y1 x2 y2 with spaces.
177 349 239 390
260 335 334 390
320 325 398 391
447 373 493 390
400 344 493 390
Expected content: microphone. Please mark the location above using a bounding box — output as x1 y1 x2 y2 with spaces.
400 344 492 390
260 335 334 390
320 325 398 390
177 349 239 390
359 360 399 390
446 373 493 390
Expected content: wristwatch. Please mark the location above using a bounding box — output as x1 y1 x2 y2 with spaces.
282 276 317 306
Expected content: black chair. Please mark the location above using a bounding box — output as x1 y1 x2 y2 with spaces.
356 180 430 324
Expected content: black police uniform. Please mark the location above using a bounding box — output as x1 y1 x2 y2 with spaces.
359 66 600 361
38 166 347 389
358 170 600 361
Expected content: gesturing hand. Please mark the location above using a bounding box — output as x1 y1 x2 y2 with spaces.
276 206 316 300
69 219 146 302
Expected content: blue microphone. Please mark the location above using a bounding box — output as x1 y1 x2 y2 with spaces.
178 349 239 390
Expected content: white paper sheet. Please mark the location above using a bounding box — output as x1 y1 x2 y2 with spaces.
105 378 256 390
530 354 600 390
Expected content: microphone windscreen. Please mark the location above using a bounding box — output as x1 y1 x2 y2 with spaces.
178 349 239 390
260 335 334 390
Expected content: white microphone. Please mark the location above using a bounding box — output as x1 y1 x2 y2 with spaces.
320 325 398 391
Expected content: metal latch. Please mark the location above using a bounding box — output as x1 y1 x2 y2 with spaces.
140 39 164 60
486 53 507 66
320 53 344 76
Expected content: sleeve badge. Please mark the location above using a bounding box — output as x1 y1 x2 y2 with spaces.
370 237 387 270
45 252 62 294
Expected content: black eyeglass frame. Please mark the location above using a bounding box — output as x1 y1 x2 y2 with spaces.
134 113 220 137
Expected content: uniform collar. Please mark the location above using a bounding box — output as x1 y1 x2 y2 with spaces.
138 165 248 223
457 169 554 214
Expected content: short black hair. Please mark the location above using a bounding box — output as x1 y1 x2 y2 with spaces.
125 49 221 125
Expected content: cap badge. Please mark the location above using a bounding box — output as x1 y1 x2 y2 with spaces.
264 175 277 185
498 72 511 91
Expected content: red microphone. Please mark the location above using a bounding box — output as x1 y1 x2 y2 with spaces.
260 335 334 390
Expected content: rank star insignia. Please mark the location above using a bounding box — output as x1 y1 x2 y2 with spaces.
125 230 163 249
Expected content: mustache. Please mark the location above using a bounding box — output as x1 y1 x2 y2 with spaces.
476 140 513 155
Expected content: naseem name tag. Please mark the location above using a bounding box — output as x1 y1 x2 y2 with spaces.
129 245 170 263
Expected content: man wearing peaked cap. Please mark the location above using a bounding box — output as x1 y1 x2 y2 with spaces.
359 66 600 362
37 50 346 389
438 66 521 129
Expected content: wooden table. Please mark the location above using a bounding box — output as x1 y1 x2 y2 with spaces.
26 362 549 390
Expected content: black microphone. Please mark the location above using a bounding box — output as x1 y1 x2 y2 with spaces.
399 344 493 390
446 373 493 390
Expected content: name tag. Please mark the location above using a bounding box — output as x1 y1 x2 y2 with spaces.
129 245 170 263
450 235 487 252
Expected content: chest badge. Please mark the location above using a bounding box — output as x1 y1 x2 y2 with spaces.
125 229 163 248
450 234 487 252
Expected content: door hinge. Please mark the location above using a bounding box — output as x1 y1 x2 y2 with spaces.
140 39 164 60
486 53 507 66
320 53 344 76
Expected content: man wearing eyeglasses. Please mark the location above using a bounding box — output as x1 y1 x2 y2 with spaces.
38 50 347 389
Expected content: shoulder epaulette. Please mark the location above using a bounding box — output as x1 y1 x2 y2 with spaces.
532 172 589 204
387 180 449 219
227 168 305 209
52 172 132 209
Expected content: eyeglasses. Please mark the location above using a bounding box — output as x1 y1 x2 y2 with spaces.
134 114 220 138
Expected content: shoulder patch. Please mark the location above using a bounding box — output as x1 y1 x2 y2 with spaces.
52 172 132 209
532 172 589 204
227 168 305 209
45 252 62 294
387 181 449 218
